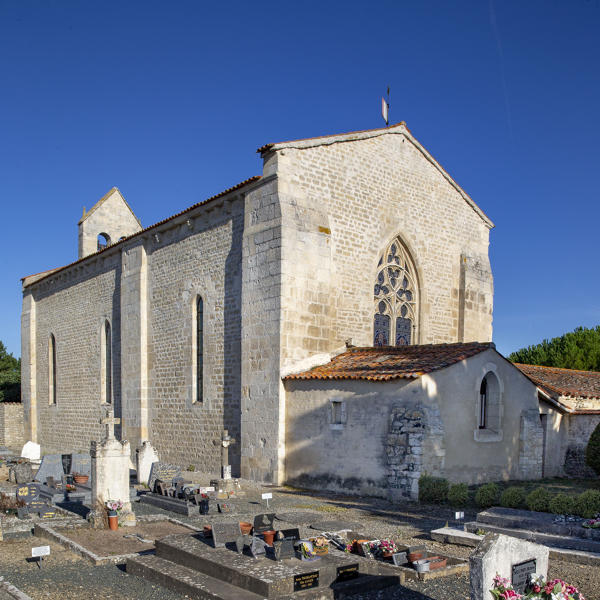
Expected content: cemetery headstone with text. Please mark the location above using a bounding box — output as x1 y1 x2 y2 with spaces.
469 533 549 600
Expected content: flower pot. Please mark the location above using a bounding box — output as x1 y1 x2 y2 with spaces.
262 530 276 546
203 525 212 538
426 556 447 570
239 522 252 536
381 550 394 559
73 475 89 485
108 513 119 531
407 551 424 562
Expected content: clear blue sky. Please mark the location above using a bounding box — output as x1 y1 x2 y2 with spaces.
1 0 599 358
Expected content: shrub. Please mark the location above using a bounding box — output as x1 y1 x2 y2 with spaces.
586 422 600 476
475 483 499 508
448 483 469 507
418 475 449 503
500 486 526 509
548 493 576 515
573 490 600 519
526 487 551 512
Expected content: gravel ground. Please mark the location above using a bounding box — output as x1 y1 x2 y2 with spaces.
0 485 597 599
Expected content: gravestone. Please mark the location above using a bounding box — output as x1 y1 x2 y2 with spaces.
235 534 252 554
70 454 91 477
250 536 268 558
148 462 182 492
10 462 34 484
136 441 159 485
470 533 548 600
21 441 41 461
277 528 300 541
211 522 242 548
273 539 296 561
253 513 275 533
35 454 65 484
392 551 408 566
336 564 359 582
17 483 40 505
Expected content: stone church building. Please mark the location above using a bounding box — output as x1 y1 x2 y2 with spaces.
20 122 598 499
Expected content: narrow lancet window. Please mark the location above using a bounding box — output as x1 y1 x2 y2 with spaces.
100 320 112 404
373 237 418 346
48 334 57 405
479 377 487 429
195 296 204 403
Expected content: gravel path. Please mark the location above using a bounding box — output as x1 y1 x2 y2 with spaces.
0 486 596 599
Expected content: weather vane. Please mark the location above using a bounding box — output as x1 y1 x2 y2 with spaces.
381 86 390 126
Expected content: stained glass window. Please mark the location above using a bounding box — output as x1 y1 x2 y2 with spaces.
373 237 418 346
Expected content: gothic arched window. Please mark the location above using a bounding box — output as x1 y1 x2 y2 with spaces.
373 237 418 346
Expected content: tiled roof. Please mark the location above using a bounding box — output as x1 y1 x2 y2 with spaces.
22 176 262 288
515 363 600 401
283 342 493 382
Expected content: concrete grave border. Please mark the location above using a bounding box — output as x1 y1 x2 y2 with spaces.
34 514 202 565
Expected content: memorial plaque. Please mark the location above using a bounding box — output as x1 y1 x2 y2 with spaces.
148 462 182 491
273 539 296 561
392 551 408 566
34 454 64 484
277 527 300 541
17 483 40 505
17 506 30 519
218 503 233 513
294 571 319 592
198 498 209 515
36 504 56 518
250 535 268 558
253 513 276 534
155 481 169 496
61 454 72 475
512 559 536 593
235 534 251 554
70 454 91 477
211 522 242 548
336 564 359 582
360 542 374 559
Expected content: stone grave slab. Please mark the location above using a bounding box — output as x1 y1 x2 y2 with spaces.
470 533 549 600
150 532 403 597
309 520 361 532
34 454 65 484
139 492 199 517
211 522 242 548
148 462 182 492
253 513 275 534
70 453 91 477
275 511 320 525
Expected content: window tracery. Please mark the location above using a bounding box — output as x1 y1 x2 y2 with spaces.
373 238 418 346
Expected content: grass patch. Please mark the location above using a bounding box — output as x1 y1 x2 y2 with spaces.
315 504 347 513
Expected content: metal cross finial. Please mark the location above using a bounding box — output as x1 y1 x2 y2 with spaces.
101 407 120 441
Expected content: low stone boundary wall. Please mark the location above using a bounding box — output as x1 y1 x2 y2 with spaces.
0 402 24 448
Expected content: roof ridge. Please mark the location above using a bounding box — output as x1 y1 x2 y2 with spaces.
514 363 600 376
22 175 262 287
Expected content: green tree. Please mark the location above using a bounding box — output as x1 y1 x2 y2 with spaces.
509 326 600 371
0 341 21 402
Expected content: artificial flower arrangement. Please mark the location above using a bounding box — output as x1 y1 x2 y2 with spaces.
370 539 398 556
582 518 600 529
105 499 124 514
490 573 586 600
309 536 329 556
297 540 318 561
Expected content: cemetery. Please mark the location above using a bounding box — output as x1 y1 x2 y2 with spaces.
0 415 596 599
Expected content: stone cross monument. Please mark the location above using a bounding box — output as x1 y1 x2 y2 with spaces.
216 429 236 480
88 407 136 528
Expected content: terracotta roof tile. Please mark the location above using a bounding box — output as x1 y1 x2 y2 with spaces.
514 363 600 401
284 342 493 382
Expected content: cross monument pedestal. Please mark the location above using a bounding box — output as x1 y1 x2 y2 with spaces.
88 407 136 528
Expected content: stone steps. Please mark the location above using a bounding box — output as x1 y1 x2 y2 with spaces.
127 555 263 600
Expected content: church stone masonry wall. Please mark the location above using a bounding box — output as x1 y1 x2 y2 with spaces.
271 131 493 375
0 403 24 448
564 413 600 477
26 255 122 454
146 195 246 474
240 175 285 483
